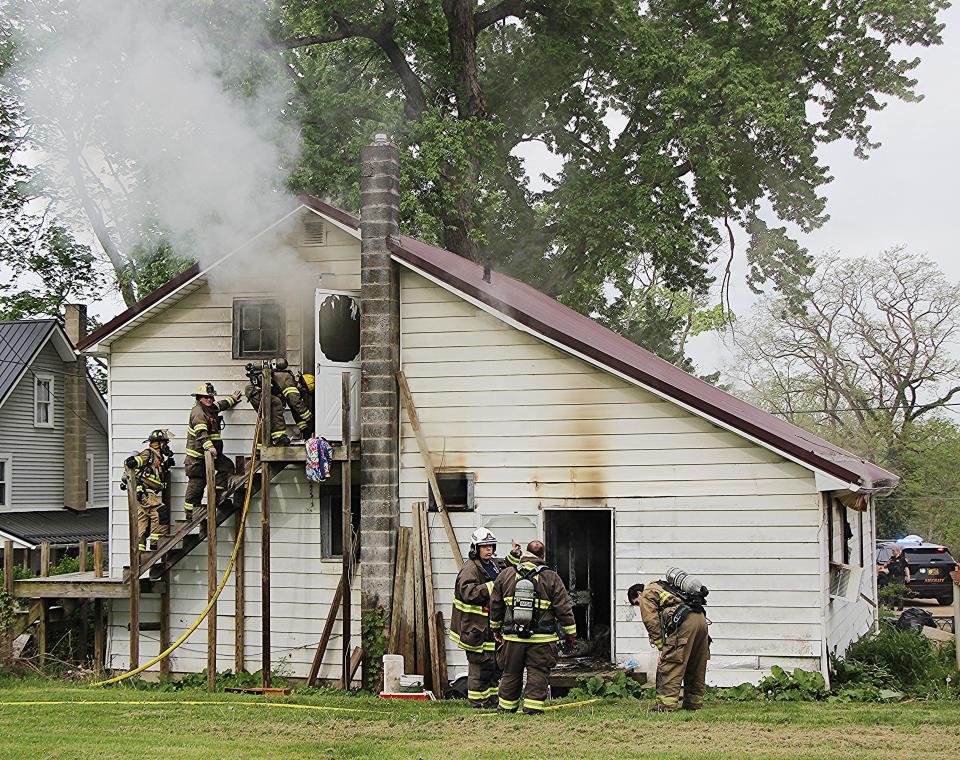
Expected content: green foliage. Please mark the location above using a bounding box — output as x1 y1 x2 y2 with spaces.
361 606 386 693
877 583 913 609
756 666 829 702
568 672 649 701
120 668 289 692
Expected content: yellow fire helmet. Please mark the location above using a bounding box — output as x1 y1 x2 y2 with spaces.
302 374 315 392
193 382 216 398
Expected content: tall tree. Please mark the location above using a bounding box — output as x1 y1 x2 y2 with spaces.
729 250 960 536
277 0 948 323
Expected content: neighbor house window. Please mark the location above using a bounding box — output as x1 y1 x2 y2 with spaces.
0 454 11 509
232 299 285 359
320 487 361 559
86 455 94 508
34 374 54 427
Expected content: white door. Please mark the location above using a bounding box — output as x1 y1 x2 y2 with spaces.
315 289 361 440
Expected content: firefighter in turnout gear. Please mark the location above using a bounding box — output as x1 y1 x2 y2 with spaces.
124 429 174 551
629 575 710 712
449 529 522 708
489 540 576 714
274 367 313 439
243 378 289 446
183 382 241 516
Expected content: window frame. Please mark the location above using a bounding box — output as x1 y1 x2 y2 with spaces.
427 471 476 512
85 454 94 508
33 373 55 428
232 298 286 360
319 487 361 559
0 453 11 509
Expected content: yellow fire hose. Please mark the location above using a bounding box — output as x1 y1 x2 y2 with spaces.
92 417 262 687
0 700 379 714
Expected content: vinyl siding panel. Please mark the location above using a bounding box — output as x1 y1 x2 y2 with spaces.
399 270 825 685
105 214 361 680
86 395 109 507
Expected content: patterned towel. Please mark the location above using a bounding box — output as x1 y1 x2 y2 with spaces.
305 437 334 482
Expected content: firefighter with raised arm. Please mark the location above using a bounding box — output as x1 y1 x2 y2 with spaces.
243 367 288 447
489 540 576 714
243 359 314 443
183 382 241 516
124 429 174 551
449 529 521 708
629 567 710 712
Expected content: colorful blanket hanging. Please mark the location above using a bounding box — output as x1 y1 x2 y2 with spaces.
305 437 333 482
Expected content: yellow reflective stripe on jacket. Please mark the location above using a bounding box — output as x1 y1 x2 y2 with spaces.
489 620 502 630
453 599 487 615
185 448 204 459
502 632 559 643
448 630 495 653
502 597 552 609
281 387 299 397
189 424 208 433
506 552 520 567
484 581 494 595
561 623 577 636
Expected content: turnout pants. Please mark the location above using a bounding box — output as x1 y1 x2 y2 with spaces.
655 611 709 710
466 650 498 707
264 394 289 445
137 491 169 549
183 454 235 514
497 640 558 714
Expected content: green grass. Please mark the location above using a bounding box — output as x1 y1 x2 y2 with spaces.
1 677 958 759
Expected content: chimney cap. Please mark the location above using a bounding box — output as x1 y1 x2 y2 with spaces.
373 132 390 144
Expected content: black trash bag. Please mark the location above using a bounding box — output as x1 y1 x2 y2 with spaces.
448 672 468 699
893 607 936 632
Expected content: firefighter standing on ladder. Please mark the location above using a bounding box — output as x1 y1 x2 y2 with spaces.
489 540 577 714
449 529 521 708
183 382 241 516
124 429 174 551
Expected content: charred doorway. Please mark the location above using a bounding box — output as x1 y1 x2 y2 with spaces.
544 509 612 659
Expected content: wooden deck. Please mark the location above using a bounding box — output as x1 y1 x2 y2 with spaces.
13 572 165 599
259 443 359 463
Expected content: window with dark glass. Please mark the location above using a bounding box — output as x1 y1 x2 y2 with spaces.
232 299 285 359
428 472 475 512
320 487 361 558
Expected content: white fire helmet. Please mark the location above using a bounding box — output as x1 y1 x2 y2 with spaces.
469 527 497 557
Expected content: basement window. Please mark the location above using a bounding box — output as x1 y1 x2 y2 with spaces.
232 298 285 359
428 472 475 512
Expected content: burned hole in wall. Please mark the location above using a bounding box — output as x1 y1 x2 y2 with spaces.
428 472 475 512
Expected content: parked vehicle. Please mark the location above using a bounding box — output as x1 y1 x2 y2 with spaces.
877 538 958 605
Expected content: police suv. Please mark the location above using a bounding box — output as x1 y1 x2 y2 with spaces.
876 536 958 605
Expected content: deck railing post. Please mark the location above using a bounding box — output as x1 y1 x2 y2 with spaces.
205 450 217 692
125 469 140 669
2 540 13 663
341 372 352 689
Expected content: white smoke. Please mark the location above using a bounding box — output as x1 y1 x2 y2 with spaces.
9 0 299 270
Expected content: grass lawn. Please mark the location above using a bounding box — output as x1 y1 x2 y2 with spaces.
1 678 958 759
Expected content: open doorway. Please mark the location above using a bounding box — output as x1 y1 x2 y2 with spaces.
544 509 612 660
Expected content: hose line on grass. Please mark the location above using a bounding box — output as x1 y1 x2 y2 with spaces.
92 416 263 687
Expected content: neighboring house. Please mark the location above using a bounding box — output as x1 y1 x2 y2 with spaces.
0 317 109 569
78 141 896 686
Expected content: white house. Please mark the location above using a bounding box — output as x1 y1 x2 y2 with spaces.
77 141 895 686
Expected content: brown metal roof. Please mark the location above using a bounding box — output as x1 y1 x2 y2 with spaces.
83 194 899 487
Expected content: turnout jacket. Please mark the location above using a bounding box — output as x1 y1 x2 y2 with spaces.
449 552 520 653
272 370 313 433
639 580 703 650
125 447 166 495
184 397 239 462
490 555 577 644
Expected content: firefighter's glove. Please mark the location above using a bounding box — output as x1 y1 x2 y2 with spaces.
203 441 215 453
124 455 138 470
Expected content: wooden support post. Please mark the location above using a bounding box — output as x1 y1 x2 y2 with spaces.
38 600 48 668
40 541 50 577
93 541 104 578
125 469 140 669
418 503 442 698
260 370 272 689
94 599 105 674
341 371 353 690
205 450 217 691
307 575 344 686
2 540 13 663
79 540 88 573
397 371 463 566
435 610 448 696
400 537 417 672
348 646 364 682
388 527 411 653
410 503 427 679
235 509 245 674
78 600 89 666
159 585 171 678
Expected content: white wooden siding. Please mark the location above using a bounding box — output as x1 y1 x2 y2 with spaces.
86 394 109 507
399 270 825 684
106 214 362 679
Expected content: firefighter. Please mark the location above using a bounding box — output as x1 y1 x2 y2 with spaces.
243 376 289 446
124 429 174 551
489 540 576 715
629 578 710 712
183 382 241 516
449 529 522 708
273 366 313 439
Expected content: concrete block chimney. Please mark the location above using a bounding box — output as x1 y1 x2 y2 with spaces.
359 134 401 615
63 304 88 511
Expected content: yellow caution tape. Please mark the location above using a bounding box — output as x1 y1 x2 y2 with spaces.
92 418 263 687
0 700 379 714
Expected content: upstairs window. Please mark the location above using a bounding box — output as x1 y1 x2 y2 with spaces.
34 374 54 427
0 454 11 509
233 298 285 359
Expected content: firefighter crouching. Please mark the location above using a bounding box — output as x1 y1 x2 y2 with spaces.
243 370 288 447
124 429 174 552
449 529 521 708
490 540 577 714
629 567 710 712
243 359 314 443
183 382 241 516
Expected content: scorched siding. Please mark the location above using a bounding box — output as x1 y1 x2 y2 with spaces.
398 269 824 684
